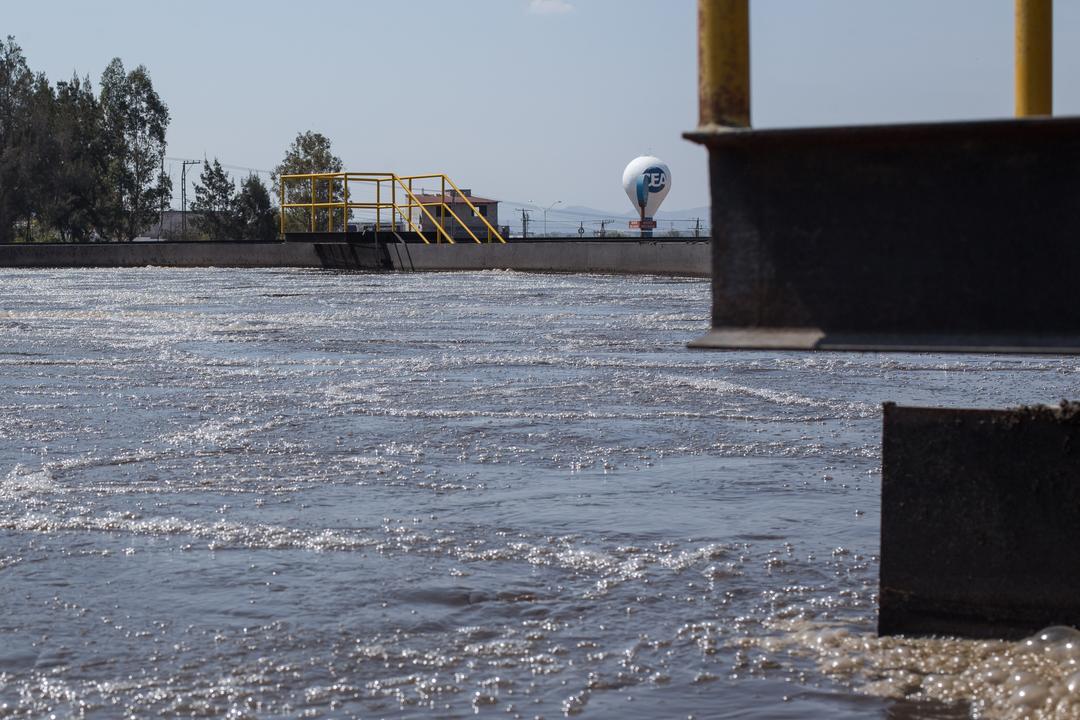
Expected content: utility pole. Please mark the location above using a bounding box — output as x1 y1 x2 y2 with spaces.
181 159 200 240
520 208 531 239
158 155 166 239
544 200 562 236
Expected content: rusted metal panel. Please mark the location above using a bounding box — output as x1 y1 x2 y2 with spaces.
686 116 1080 352
880 402 1080 639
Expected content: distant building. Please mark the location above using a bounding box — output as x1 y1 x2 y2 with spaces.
140 210 205 240
412 189 503 240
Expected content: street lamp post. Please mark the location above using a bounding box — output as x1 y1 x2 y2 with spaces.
544 200 562 237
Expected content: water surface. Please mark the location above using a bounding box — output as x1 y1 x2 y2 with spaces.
1 268 1077 718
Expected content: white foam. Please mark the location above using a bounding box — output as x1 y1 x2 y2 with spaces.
738 619 1080 719
1 463 57 497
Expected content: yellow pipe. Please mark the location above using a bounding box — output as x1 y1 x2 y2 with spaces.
396 206 428 242
345 177 351 232
698 0 750 128
279 177 285 236
439 203 484 244
1016 0 1052 117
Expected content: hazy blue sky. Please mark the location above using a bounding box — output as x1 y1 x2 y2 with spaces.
6 1 1080 215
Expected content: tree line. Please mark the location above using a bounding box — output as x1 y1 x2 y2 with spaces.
1 36 344 243
0 37 169 243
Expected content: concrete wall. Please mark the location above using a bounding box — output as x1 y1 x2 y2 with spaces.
387 240 710 276
880 402 1080 639
0 240 711 277
0 242 326 268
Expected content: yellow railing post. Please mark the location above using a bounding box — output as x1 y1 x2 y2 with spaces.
279 178 285 237
698 0 750 129
1016 0 1052 117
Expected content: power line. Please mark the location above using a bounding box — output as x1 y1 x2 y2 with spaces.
165 157 273 176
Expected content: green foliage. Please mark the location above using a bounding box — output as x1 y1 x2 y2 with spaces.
273 131 343 233
40 74 105 241
98 58 171 241
234 174 277 242
0 39 172 243
191 159 238 241
191 160 277 242
0 36 36 243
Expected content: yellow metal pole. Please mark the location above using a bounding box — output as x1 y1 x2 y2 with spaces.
1016 0 1052 117
376 180 381 233
279 178 285 237
310 177 315 232
698 0 750 128
345 176 351 233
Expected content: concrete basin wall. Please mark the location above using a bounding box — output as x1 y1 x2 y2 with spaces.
389 240 710 277
0 242 324 268
0 240 711 277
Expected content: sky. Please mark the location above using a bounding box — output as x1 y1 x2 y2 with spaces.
6 1 1080 218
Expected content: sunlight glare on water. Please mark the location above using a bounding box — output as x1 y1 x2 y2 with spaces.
1 268 1079 719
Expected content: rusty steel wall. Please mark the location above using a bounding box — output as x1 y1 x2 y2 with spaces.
880 402 1080 639
688 116 1080 352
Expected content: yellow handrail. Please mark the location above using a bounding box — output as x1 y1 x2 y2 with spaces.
278 171 507 244
390 177 456 245
440 174 507 243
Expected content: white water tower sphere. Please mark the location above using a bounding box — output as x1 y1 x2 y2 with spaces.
622 156 671 217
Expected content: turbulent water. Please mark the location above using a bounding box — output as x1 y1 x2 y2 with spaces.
2 268 1079 719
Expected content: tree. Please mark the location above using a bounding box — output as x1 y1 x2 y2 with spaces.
272 131 343 233
39 74 106 241
191 158 238 241
234 174 277 242
97 58 171 241
0 37 35 243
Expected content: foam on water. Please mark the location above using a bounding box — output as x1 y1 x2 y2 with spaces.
738 621 1080 719
1 463 57 497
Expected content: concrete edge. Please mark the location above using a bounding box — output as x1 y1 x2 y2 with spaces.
689 328 1080 354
